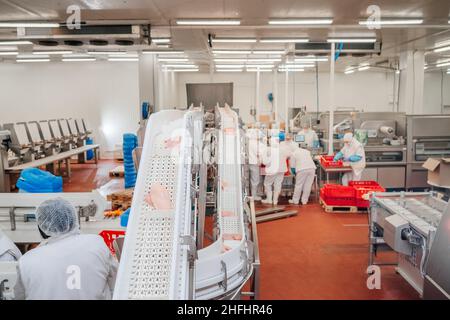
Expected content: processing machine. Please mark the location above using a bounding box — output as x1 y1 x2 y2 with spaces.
369 191 450 298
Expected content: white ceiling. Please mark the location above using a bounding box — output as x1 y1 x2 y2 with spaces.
0 0 449 71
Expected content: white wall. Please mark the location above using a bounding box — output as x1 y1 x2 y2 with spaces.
423 71 450 114
0 61 140 158
176 70 398 123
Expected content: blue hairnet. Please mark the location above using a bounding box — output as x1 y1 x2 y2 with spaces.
36 198 78 237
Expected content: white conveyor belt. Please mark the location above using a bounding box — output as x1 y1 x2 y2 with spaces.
194 106 249 299
113 109 201 300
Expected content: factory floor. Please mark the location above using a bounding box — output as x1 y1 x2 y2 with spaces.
64 159 420 300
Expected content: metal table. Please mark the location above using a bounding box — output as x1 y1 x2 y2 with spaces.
317 162 353 187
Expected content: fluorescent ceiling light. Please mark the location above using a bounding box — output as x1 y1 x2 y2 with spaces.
16 59 50 63
269 19 333 25
246 64 274 68
169 68 199 72
358 66 370 71
214 58 247 62
295 57 328 62
156 44 171 48
247 68 273 72
108 58 139 62
216 69 243 72
176 19 240 25
327 38 377 43
434 46 450 53
359 19 423 25
0 40 32 45
152 38 171 44
247 58 281 62
158 58 189 62
33 50 72 55
260 38 309 43
215 64 245 68
0 22 60 28
252 50 285 54
163 64 197 68
283 63 315 68
212 38 257 43
88 51 127 55
344 69 355 74
278 68 304 72
213 50 252 54
62 58 96 62
0 51 18 56
142 50 184 54
436 61 450 68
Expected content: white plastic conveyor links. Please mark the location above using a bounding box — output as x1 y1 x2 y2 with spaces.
114 109 201 300
194 106 250 299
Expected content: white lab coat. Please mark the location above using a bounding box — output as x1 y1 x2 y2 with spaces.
340 138 366 186
290 148 316 204
298 129 319 148
263 142 291 204
14 232 118 300
248 138 267 198
0 230 22 262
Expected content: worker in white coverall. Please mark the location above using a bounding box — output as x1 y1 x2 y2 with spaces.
289 146 317 205
262 132 291 206
333 132 366 186
14 198 118 300
0 228 22 262
297 123 319 149
247 128 267 201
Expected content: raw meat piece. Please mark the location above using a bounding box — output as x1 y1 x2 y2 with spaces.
221 210 235 217
164 136 182 149
222 234 242 241
144 183 173 210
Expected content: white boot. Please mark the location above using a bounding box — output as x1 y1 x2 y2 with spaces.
288 199 299 205
273 192 280 206
261 191 272 204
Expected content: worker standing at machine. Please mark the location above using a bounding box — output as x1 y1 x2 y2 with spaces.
0 228 22 262
334 132 366 186
262 131 291 206
298 123 319 149
289 146 317 205
247 128 267 201
14 198 118 300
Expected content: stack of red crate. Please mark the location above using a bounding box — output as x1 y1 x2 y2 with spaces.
320 184 356 206
320 155 344 168
349 181 385 207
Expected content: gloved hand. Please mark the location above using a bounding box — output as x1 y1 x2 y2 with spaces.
313 140 320 148
291 168 296 175
333 152 344 162
349 155 362 162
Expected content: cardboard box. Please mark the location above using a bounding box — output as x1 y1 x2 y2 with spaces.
422 158 450 187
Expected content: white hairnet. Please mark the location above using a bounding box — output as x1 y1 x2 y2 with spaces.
343 132 353 143
36 198 79 237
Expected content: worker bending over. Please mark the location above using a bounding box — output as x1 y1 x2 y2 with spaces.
247 128 267 201
262 132 291 206
14 198 118 300
0 228 22 262
298 123 319 149
281 133 298 153
289 146 317 205
334 132 366 186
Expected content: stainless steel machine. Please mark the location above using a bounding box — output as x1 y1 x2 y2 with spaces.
406 115 450 189
369 191 449 298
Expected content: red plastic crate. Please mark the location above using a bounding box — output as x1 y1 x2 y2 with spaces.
321 196 356 206
99 230 125 255
350 181 385 208
320 155 344 168
322 184 356 198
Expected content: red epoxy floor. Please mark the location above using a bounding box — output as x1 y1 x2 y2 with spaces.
64 160 419 300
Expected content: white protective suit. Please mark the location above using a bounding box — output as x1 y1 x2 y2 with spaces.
14 232 118 300
263 139 291 205
0 229 22 262
297 128 319 149
247 129 267 200
340 134 366 186
290 147 317 205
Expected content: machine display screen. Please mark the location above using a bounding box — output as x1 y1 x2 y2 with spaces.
295 135 305 143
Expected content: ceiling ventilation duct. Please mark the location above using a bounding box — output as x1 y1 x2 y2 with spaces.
21 24 149 47
295 42 381 55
